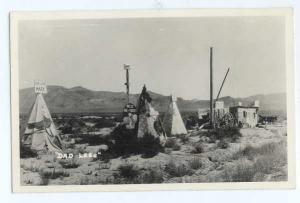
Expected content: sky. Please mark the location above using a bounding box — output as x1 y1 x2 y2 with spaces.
18 16 286 100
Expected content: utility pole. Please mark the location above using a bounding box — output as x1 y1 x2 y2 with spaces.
124 64 130 104
210 47 214 128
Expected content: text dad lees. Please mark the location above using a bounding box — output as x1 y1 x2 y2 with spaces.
55 152 102 159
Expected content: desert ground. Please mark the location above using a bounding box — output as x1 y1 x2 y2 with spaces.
19 114 287 185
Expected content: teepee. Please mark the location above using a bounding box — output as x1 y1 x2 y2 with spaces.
163 95 187 136
22 82 63 152
136 85 166 146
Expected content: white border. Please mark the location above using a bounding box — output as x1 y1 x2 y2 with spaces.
10 8 296 193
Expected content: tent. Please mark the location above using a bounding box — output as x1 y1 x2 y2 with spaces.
22 93 63 152
136 85 166 146
163 95 187 136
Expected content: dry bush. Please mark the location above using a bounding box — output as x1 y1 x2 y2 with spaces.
59 159 80 169
165 138 181 151
217 140 229 149
222 159 255 182
107 165 164 184
165 138 176 148
205 127 241 143
191 142 204 154
224 141 287 182
21 162 40 172
165 160 193 177
188 157 202 170
253 142 287 175
140 167 164 183
176 134 190 144
216 126 242 143
20 145 38 158
39 168 69 185
232 141 287 163
231 145 255 160
110 125 163 158
118 163 139 180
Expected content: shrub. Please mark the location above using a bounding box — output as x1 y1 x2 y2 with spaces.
110 124 163 158
39 168 69 180
225 141 287 182
217 140 229 149
232 142 287 162
176 134 190 144
165 138 177 148
59 159 80 169
94 119 115 128
172 143 181 151
232 145 255 160
40 176 49 186
165 160 193 177
60 125 73 134
253 156 275 174
191 142 204 154
109 125 138 156
140 168 164 183
20 145 37 158
59 119 86 134
215 126 242 142
222 159 255 182
252 142 287 175
118 163 139 180
73 134 108 146
185 115 198 130
139 133 164 158
165 138 181 151
204 126 241 143
188 157 202 170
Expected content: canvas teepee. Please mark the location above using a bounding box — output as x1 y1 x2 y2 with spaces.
163 95 187 136
136 85 166 146
22 83 63 152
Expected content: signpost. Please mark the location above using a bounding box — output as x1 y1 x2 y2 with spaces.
34 80 47 94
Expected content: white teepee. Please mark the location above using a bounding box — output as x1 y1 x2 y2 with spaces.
163 95 187 136
22 93 63 152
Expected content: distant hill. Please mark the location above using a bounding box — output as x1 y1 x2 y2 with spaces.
19 86 286 115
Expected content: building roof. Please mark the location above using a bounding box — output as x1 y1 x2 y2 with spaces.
229 106 259 109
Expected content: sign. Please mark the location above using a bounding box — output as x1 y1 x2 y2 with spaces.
34 81 47 94
123 103 136 114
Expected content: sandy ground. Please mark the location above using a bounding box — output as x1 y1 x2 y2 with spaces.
20 124 287 185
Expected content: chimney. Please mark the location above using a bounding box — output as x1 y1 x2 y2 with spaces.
215 101 224 109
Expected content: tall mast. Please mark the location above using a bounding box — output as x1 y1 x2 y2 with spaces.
210 47 214 128
124 64 130 104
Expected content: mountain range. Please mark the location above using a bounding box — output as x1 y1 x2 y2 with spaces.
19 86 287 115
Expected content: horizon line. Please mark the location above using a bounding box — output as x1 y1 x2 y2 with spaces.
19 84 287 101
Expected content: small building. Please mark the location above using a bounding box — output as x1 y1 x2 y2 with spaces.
214 101 229 119
229 101 259 128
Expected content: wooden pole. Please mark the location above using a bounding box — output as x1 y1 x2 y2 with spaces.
210 47 214 127
216 67 230 101
124 64 130 104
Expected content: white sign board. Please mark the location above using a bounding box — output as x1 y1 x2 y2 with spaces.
34 81 47 94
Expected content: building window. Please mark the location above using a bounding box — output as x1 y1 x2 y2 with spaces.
253 113 256 118
243 111 247 118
